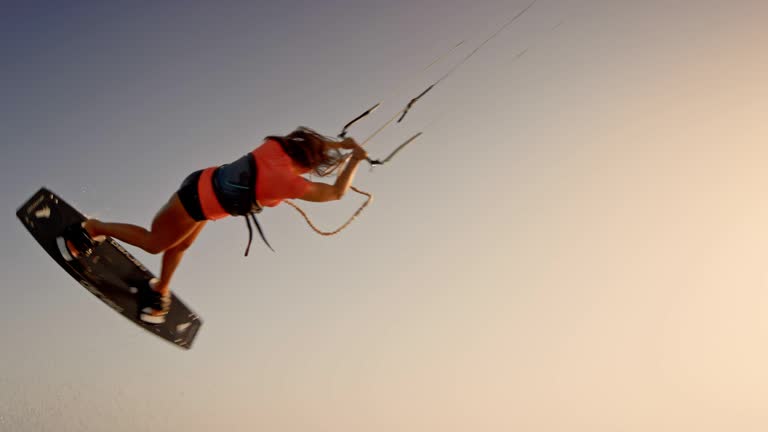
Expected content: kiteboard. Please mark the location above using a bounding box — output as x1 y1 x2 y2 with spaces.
16 187 202 350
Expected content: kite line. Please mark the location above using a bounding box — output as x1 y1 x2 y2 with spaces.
286 0 543 236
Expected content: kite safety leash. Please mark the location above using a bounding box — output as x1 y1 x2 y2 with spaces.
284 186 373 236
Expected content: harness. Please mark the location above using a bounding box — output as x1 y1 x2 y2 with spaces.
212 153 274 255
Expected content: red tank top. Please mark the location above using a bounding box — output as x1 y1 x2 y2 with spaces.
251 139 311 207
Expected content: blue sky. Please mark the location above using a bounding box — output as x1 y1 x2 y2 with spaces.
3 1 768 430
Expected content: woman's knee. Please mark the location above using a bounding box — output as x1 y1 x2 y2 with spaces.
171 239 194 253
172 224 205 253
145 195 200 254
145 230 194 254
145 240 168 255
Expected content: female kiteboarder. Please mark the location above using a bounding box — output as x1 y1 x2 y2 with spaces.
58 127 368 324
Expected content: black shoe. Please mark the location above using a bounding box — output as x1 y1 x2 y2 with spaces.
139 278 171 324
57 222 104 262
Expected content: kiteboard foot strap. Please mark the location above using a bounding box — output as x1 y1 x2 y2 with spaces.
57 222 105 261
139 278 170 324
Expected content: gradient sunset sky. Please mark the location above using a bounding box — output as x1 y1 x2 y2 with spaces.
3 1 768 431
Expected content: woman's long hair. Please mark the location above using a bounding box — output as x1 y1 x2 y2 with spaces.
266 127 345 177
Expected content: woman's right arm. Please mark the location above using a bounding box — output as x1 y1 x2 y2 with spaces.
299 145 368 202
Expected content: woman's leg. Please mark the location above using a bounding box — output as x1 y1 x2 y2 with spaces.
83 193 206 322
154 222 206 296
84 194 200 255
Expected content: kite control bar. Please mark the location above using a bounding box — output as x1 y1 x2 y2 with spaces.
339 104 423 168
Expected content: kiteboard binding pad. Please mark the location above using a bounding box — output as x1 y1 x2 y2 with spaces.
16 187 202 350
